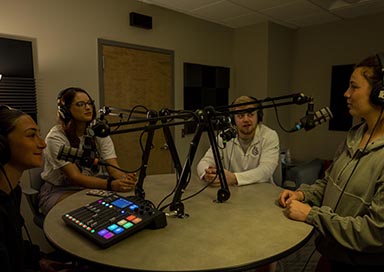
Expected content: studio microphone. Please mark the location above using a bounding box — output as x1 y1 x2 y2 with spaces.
218 115 237 146
220 127 237 147
289 107 333 132
88 118 110 137
57 145 106 168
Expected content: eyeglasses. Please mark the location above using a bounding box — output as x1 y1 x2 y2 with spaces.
73 100 94 108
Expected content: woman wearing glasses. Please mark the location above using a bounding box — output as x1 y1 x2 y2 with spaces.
39 87 136 215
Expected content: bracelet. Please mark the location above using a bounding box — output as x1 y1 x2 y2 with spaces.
106 176 114 191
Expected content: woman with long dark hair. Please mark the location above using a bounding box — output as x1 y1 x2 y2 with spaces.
0 105 46 272
39 87 136 215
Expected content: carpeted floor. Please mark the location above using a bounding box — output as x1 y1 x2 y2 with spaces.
277 234 321 272
244 234 321 272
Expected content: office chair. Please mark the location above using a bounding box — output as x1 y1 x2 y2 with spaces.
23 167 45 229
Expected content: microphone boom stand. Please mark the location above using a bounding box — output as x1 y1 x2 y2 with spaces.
169 106 230 218
95 92 313 217
135 110 158 199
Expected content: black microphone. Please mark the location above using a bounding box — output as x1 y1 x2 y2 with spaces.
88 118 110 137
293 93 312 105
218 115 237 146
220 127 237 145
57 145 106 168
289 107 333 132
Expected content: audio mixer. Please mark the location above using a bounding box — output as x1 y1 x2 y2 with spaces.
62 193 167 248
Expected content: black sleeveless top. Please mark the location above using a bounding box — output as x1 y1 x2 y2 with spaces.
0 185 25 272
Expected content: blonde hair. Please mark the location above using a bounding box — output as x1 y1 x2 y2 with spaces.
232 96 263 123
232 96 259 107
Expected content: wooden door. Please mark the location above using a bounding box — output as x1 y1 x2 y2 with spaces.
99 40 174 174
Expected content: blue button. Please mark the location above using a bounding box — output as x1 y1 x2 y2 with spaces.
108 224 118 231
113 227 124 234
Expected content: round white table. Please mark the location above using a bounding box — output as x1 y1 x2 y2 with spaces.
44 174 313 271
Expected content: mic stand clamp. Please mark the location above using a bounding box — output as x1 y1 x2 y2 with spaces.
303 98 315 130
82 135 98 169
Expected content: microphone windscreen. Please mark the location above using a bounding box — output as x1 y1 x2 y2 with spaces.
57 145 84 163
314 107 333 125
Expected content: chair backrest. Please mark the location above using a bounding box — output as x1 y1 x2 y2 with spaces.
273 152 283 187
29 167 44 191
24 167 45 228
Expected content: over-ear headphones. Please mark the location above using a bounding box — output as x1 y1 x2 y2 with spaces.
230 96 263 125
57 87 97 124
57 87 74 122
370 53 384 106
0 133 10 165
0 105 12 165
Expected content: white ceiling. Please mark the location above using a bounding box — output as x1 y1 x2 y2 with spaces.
136 0 384 29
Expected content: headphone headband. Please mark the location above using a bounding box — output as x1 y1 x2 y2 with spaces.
56 87 97 122
377 53 384 75
230 95 263 124
0 104 17 165
370 53 384 106
57 87 77 122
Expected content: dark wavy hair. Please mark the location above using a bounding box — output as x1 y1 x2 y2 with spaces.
355 54 383 90
57 87 96 148
0 105 27 164
0 105 27 137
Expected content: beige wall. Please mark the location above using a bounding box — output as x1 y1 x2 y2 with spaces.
232 12 384 162
289 12 384 161
233 22 268 100
265 22 295 150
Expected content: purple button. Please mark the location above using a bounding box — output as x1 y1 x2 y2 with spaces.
98 229 108 236
104 232 114 239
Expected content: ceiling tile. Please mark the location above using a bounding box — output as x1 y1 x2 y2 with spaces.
260 0 326 21
287 12 341 27
309 0 339 9
142 0 221 12
134 0 384 29
230 0 299 11
221 12 270 28
331 0 384 18
191 1 251 21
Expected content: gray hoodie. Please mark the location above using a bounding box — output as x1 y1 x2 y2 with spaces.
299 121 384 266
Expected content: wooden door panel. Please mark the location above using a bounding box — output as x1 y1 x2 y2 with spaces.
101 43 173 174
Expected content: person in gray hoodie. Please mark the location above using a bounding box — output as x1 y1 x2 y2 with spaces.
279 53 384 271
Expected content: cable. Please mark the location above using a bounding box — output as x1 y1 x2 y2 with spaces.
300 241 317 272
334 108 383 211
158 178 216 212
157 148 194 211
104 162 142 174
271 99 293 133
157 144 220 212
180 180 213 202
227 139 235 173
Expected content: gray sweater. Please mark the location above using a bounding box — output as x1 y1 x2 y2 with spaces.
299 121 384 266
